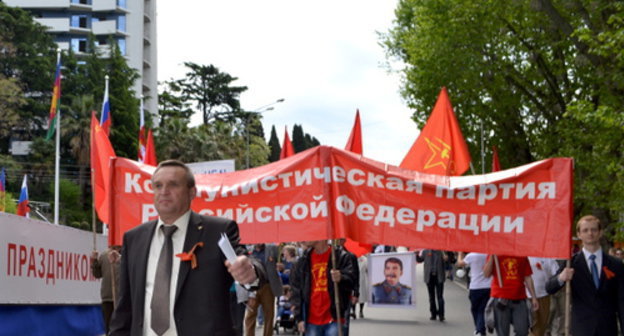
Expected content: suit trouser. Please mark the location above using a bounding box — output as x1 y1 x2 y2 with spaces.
426 276 444 318
245 283 275 336
101 301 114 334
493 298 530 336
530 296 550 336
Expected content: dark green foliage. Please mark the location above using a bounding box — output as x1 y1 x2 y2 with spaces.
267 125 281 162
382 0 624 236
291 124 320 153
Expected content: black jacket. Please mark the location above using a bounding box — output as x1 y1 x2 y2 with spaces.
546 251 624 336
290 245 355 324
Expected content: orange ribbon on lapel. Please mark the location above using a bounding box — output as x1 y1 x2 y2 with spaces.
176 242 204 269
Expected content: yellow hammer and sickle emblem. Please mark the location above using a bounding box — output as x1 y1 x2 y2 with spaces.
424 137 454 171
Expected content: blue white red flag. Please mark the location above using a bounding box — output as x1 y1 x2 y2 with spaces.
16 175 29 218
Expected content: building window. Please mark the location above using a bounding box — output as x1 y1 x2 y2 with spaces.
117 38 126 55
117 15 126 32
72 0 90 4
117 0 127 9
71 38 88 53
71 15 89 28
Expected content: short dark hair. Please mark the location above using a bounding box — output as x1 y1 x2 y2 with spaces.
385 257 403 271
153 159 195 188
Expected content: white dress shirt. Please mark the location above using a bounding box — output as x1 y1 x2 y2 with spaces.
527 257 559 298
582 247 602 278
143 210 190 336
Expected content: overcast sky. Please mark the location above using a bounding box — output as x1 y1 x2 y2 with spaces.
157 1 420 166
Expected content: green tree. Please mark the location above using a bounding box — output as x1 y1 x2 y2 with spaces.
381 0 624 235
291 124 320 153
0 3 57 147
49 179 90 230
177 62 248 125
157 80 193 127
62 94 96 208
267 125 281 162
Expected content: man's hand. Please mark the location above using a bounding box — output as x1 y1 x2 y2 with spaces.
330 269 341 283
558 267 574 282
108 249 120 264
531 297 539 311
351 296 358 304
225 255 257 285
297 321 305 333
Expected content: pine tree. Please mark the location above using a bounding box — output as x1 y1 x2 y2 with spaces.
267 125 281 162
291 124 305 153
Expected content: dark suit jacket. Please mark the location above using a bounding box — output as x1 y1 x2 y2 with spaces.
546 251 624 336
109 212 264 336
417 250 446 283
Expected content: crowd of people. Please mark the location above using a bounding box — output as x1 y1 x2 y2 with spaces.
90 160 624 336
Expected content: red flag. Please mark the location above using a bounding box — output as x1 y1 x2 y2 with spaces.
492 146 501 172
344 238 371 258
279 127 295 159
400 87 471 175
91 111 116 224
144 129 158 166
345 109 363 155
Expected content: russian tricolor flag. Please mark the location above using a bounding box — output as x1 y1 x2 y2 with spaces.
0 167 6 212
100 77 111 135
16 175 29 218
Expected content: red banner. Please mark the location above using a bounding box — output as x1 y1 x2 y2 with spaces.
107 146 573 258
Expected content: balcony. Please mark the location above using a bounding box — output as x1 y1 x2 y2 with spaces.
92 0 115 11
92 20 117 35
34 17 69 32
5 0 70 8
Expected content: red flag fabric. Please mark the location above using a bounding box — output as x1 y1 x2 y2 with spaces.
107 146 574 258
279 127 295 159
345 109 363 155
90 111 116 224
492 146 501 172
400 87 471 176
144 129 157 166
344 110 372 254
344 238 371 258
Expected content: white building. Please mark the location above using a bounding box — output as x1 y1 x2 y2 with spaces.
5 0 158 115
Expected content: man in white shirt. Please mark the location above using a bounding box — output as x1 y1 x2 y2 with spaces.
526 257 558 336
110 160 263 336
457 252 491 336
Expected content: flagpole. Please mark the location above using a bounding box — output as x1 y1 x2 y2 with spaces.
480 119 485 174
53 49 61 226
330 240 343 336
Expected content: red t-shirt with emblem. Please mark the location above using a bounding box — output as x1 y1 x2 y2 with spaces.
489 255 532 300
308 248 332 325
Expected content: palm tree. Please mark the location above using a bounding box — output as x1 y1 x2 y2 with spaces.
62 94 95 209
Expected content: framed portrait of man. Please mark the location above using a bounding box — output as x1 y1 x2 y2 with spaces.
368 252 416 308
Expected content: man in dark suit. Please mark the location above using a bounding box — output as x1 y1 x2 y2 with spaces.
417 249 447 321
546 215 624 336
110 160 263 336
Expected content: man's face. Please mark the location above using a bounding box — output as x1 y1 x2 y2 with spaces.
577 219 602 246
384 261 402 286
152 166 196 223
